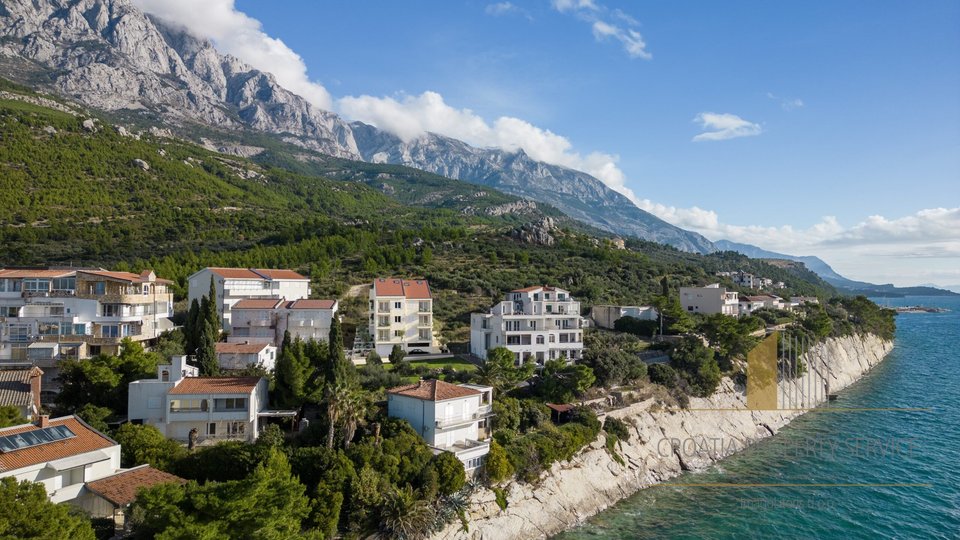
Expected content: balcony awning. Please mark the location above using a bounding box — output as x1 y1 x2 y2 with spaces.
257 410 298 418
45 450 111 471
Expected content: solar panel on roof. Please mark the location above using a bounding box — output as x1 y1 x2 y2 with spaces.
0 425 76 453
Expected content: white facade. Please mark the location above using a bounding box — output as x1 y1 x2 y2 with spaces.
387 380 493 472
0 416 121 504
591 305 658 329
470 286 585 365
368 278 434 357
215 342 277 371
128 356 269 443
0 269 174 363
680 284 740 316
229 298 338 347
187 268 310 328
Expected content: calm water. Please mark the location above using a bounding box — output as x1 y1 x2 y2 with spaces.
556 296 960 540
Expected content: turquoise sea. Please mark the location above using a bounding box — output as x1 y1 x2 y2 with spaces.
555 296 960 539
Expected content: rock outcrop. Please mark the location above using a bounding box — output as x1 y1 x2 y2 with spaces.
432 334 894 540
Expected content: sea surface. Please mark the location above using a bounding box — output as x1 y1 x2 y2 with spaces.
555 296 960 540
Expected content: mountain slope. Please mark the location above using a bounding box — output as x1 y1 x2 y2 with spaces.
350 123 715 253
0 0 715 253
714 239 958 297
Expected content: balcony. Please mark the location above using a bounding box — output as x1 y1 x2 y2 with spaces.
435 407 494 429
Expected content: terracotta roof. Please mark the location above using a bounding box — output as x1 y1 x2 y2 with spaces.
387 379 479 401
0 416 117 473
206 268 263 279
373 278 432 299
85 465 186 507
252 269 306 280
511 285 560 293
0 269 76 279
287 299 337 310
232 298 285 310
169 377 263 395
0 367 41 407
216 342 271 354
77 270 172 285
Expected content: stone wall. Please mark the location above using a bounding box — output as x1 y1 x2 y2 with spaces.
432 334 893 540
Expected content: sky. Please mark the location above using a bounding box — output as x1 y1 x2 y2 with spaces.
134 0 960 287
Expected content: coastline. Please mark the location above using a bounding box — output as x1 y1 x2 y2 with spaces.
432 333 894 540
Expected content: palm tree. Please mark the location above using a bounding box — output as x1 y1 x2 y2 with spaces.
377 485 436 540
341 388 367 449
323 381 349 449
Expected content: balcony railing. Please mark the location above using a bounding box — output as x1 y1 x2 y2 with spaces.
435 408 494 428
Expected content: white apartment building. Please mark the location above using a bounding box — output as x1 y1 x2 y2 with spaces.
128 356 271 443
0 415 120 504
387 380 493 473
187 268 310 328
470 286 585 365
215 342 277 372
229 298 338 347
680 284 740 316
591 305 658 329
368 278 434 357
0 268 174 363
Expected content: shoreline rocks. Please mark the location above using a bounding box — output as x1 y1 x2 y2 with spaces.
432 334 894 540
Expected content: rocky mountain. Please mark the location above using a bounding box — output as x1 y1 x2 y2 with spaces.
0 0 715 253
350 123 715 253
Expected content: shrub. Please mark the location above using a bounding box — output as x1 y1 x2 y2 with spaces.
429 451 466 496
603 416 630 442
614 316 658 338
648 363 679 388
484 441 514 484
492 486 508 510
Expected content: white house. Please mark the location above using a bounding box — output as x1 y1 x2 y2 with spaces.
0 415 120 504
187 268 310 328
368 278 434 357
127 356 270 443
470 286 585 366
228 298 339 347
0 365 43 420
680 284 740 316
215 342 277 372
590 305 658 329
0 268 174 363
387 380 493 473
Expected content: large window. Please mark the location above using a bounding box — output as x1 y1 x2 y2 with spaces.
215 398 247 411
52 277 75 292
101 325 120 338
23 279 50 293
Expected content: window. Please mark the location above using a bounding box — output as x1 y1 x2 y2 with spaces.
208 423 216 435
378 302 390 312
215 398 247 411
2 306 18 317
52 277 75 292
93 282 105 295
102 325 120 338
394 316 401 323
549 335 556 343
62 466 84 487
227 422 245 436
418 329 430 340
102 304 121 317
536 335 545 345
73 323 86 335
142 284 150 295
418 301 431 312
394 302 402 310
394 330 403 338
507 336 521 345
378 330 389 341
528 320 536 329
23 279 50 293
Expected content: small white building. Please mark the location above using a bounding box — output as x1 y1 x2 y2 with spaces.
368 278 434 357
387 380 493 473
680 284 740 316
215 342 277 372
470 286 585 365
127 356 270 443
0 415 121 504
590 305 658 329
228 298 339 347
187 268 310 328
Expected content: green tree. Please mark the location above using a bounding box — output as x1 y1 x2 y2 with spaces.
492 397 520 432
0 477 96 540
670 336 721 397
377 485 435 540
56 339 161 415
475 347 534 394
204 275 221 335
114 423 188 471
195 320 220 376
388 344 405 365
654 295 695 335
484 440 514 484
537 359 596 403
0 405 27 428
428 451 465 496
366 350 382 367
274 332 307 407
75 404 112 433
185 298 201 355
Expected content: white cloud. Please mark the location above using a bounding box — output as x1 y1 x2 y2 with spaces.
692 112 762 142
552 0 651 59
485 2 530 18
767 92 804 111
132 0 333 110
339 91 638 201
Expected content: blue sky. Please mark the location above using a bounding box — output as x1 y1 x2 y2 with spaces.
138 0 960 286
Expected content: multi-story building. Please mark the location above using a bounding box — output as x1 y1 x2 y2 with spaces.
387 380 493 473
0 415 120 504
368 278 434 357
127 356 271 443
228 298 338 347
187 268 310 329
680 284 740 316
470 286 585 365
0 268 173 363
590 305 658 329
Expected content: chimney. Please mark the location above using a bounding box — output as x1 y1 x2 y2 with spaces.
38 415 50 428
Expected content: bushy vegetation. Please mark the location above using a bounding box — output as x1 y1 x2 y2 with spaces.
494 406 601 484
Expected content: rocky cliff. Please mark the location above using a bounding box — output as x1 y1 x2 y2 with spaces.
433 334 894 540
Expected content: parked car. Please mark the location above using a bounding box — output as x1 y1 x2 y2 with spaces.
408 349 429 355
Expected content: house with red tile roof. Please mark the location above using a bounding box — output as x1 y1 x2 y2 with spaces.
228 297 339 348
78 464 185 530
369 278 434 357
387 380 493 473
470 285 585 365
0 415 121 504
128 356 275 443
0 365 43 420
186 267 310 328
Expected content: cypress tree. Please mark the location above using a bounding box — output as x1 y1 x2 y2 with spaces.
205 275 221 336
185 298 201 355
196 321 220 376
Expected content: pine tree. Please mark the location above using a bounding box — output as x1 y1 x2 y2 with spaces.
205 275 221 336
185 298 201 355
274 332 306 407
